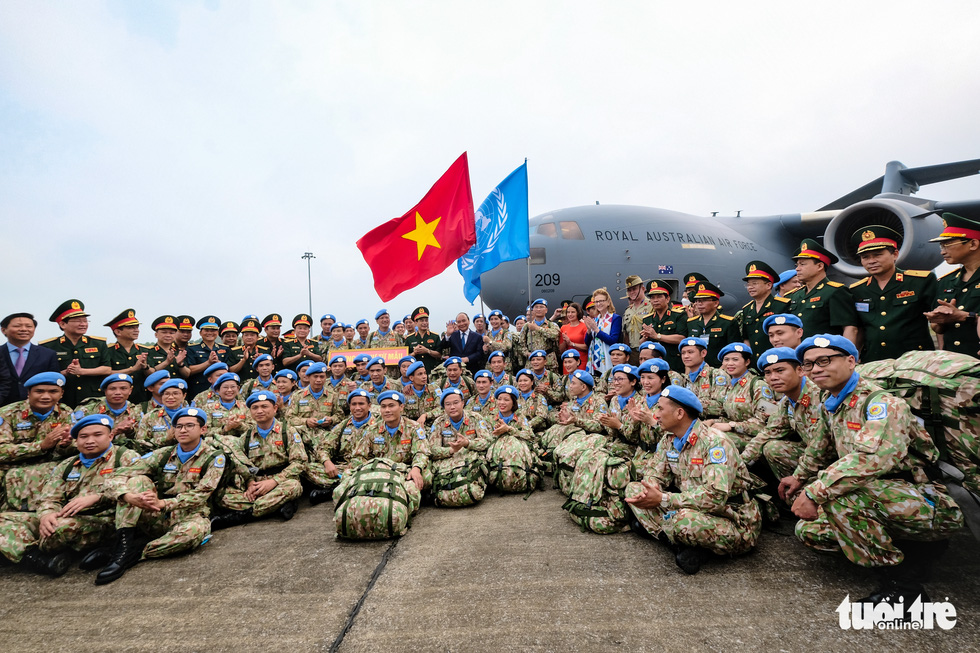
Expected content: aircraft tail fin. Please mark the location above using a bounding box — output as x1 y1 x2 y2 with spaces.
818 158 980 211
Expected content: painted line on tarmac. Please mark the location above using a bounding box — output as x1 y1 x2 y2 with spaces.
329 538 399 652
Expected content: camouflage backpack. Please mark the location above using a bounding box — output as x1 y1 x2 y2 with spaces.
561 447 634 534
333 458 416 539
553 430 606 496
430 455 488 508
486 434 540 494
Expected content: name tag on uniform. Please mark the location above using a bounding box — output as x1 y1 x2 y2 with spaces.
99 468 114 476
15 422 31 430
691 458 704 465
400 439 410 444
299 400 309 406
343 428 352 434
855 302 869 313
212 412 225 418
249 440 260 449
66 470 81 480
407 398 417 404
163 463 178 473
442 429 453 436
666 450 680 461
152 425 167 431
188 467 201 474
734 397 746 403
373 437 386 444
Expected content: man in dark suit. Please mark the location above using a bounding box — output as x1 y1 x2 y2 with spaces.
1 313 62 406
442 312 485 371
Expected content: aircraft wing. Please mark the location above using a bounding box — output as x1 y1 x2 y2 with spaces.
818 158 980 211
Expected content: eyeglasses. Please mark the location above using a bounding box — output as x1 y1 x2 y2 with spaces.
173 423 198 431
801 353 846 371
938 240 968 250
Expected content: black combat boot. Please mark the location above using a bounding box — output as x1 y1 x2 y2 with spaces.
629 518 654 539
95 527 145 585
278 499 299 521
21 545 71 577
308 489 332 506
674 546 710 575
78 546 112 571
210 508 253 530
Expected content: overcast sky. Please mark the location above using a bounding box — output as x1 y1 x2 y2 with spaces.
3 1 980 341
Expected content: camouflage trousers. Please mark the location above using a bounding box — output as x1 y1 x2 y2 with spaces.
537 424 582 474
303 461 346 491
0 511 114 563
626 482 762 555
2 461 60 512
761 440 805 483
946 417 980 496
217 477 303 517
795 480 964 567
117 476 212 559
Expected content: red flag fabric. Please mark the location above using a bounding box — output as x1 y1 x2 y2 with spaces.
357 153 477 301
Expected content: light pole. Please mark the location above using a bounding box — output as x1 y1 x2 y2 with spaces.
302 252 315 316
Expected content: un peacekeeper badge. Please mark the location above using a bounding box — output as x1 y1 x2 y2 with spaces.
212 411 225 418
708 446 727 464
293 432 302 443
16 422 32 430
416 427 426 440
214 455 225 469
66 469 82 481
249 440 260 449
343 427 353 434
163 462 178 473
407 397 416 404
666 449 680 461
867 402 887 421
152 424 168 431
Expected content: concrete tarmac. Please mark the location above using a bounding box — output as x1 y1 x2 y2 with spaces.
0 486 977 652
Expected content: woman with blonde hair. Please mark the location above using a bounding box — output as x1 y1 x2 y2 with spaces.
584 288 622 376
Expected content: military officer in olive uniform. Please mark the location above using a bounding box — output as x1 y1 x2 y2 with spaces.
640 280 688 372
144 315 190 381
40 300 111 407
405 307 442 373
847 226 937 362
104 308 150 405
682 272 709 305
258 314 286 368
282 314 324 367
186 315 232 398
219 321 240 349
735 261 790 364
621 275 654 361
925 211 980 358
685 281 737 364
227 318 268 382
784 239 860 343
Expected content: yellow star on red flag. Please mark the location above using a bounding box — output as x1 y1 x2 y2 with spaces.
401 211 442 259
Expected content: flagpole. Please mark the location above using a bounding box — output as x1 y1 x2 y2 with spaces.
526 258 532 313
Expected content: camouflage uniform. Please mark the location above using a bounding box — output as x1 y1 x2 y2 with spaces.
436 376 477 403
622 298 654 350
134 407 179 454
716 373 778 450
516 392 551 437
631 394 668 481
607 392 643 459
527 369 565 406
360 377 401 403
239 377 276 399
486 413 540 492
427 410 491 504
795 375 964 567
674 363 731 419
626 420 762 555
217 420 307 517
735 295 791 364
402 383 442 424
202 398 252 439
538 391 610 464
305 414 375 490
342 416 431 487
368 330 404 348
75 398 144 449
0 401 75 511
465 393 497 419
107 441 226 559
285 386 346 451
741 377 829 481
488 370 515 391
518 320 561 373
484 330 516 373
0 445 141 563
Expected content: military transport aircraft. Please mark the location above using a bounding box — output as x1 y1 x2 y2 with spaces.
479 159 980 317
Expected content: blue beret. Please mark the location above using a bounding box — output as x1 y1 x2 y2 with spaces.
100 373 133 390
295 360 313 372
328 355 347 366
494 384 518 399
474 370 492 380
776 270 798 287
718 343 753 362
251 354 273 369
440 387 465 406
638 341 667 357
375 309 389 320
796 334 859 361
173 406 207 426
377 390 404 404
330 323 344 331
25 372 66 388
678 337 708 352
528 349 547 359
320 314 336 322
352 353 371 365
444 356 463 367
306 362 328 375
393 321 403 328
347 389 371 404
474 314 485 321
398 355 416 366
488 350 505 361
571 370 595 388
639 358 671 374
530 298 547 307
275 370 297 381
562 349 581 359
70 414 114 438
355 319 368 328
160 379 188 394
406 361 426 377
211 372 241 390
757 347 800 371
762 313 803 332
367 356 386 369
660 386 703 414
203 362 229 378
143 370 170 389
516 368 534 380
402 315 411 322
503 316 511 322
241 314 258 323
609 343 632 354
488 310 503 318
611 363 639 379
245 391 277 407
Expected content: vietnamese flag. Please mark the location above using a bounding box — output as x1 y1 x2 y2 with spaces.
357 152 477 301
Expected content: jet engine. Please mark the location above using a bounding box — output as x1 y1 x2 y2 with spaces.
823 196 944 278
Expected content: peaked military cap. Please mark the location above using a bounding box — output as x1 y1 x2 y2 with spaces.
683 272 708 288
412 306 430 320
240 318 261 334
50 299 89 323
176 315 195 331
261 314 282 328
645 280 671 296
196 315 221 329
692 281 724 299
151 315 179 331
104 308 139 329
929 211 980 242
742 261 778 283
792 238 839 265
292 314 312 327
220 321 240 335
852 225 901 254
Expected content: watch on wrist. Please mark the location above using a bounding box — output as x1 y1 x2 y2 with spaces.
660 493 669 508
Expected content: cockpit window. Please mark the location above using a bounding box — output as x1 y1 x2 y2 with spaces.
559 221 584 240
536 223 558 238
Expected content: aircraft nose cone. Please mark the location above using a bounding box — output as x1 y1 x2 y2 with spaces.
480 258 530 318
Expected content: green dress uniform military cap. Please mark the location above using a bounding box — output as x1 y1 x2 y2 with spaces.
851 225 902 254
791 239 839 265
412 306 430 320
176 315 195 331
929 210 980 242
219 321 239 335
241 318 261 334
741 261 779 283
683 273 708 289
292 314 312 327
49 299 90 323
104 308 140 329
692 281 724 299
151 315 179 331
196 315 221 329
645 280 671 295
261 314 282 328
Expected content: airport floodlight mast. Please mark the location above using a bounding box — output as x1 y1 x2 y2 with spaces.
302 252 315 316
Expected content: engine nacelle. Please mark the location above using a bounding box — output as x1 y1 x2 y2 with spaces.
824 196 944 278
